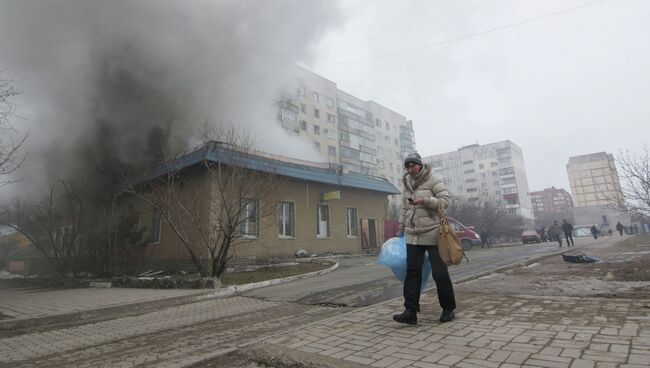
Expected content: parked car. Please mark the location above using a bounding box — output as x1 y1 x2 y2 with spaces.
447 217 481 250
521 230 541 244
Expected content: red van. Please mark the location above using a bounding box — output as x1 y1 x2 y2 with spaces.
447 217 482 250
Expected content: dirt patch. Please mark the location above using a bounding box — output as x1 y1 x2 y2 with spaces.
221 261 333 286
457 236 650 299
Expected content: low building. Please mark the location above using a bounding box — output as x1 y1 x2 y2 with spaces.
128 142 399 267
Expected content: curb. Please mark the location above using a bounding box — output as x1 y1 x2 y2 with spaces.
0 259 339 332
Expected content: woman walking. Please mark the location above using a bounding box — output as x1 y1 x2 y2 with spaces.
393 152 456 325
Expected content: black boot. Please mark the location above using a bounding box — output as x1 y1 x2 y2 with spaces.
393 308 417 325
439 309 455 323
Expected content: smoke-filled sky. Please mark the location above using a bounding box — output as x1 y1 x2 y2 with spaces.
311 0 650 192
0 0 340 198
1 0 648 198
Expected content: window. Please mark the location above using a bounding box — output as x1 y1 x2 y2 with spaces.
327 113 336 123
297 87 305 97
479 164 484 169
464 169 474 174
325 97 334 108
346 208 358 237
328 145 336 156
150 211 162 244
314 125 320 135
463 160 474 165
316 204 329 238
299 120 307 131
314 142 320 151
326 128 336 140
240 199 259 238
300 103 306 113
394 139 398 146
386 122 390 130
314 108 320 118
277 202 295 237
375 119 382 127
313 92 319 103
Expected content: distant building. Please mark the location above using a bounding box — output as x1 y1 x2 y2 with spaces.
566 152 624 207
530 187 574 218
278 66 415 192
423 140 534 220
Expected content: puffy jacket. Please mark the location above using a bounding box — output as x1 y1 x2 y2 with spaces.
398 164 450 245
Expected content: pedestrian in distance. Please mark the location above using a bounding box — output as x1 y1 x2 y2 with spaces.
616 222 624 236
480 229 489 248
629 225 635 235
562 219 575 246
394 151 456 326
549 220 562 247
608 229 613 237
590 225 599 239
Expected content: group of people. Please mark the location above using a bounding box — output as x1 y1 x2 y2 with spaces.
546 219 576 247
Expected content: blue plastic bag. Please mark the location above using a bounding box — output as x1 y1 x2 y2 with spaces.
377 236 431 291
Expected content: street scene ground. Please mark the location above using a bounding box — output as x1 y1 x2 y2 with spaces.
0 235 648 367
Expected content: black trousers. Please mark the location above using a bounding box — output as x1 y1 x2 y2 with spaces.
564 232 574 246
404 243 456 312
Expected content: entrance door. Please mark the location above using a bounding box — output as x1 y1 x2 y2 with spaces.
360 218 380 250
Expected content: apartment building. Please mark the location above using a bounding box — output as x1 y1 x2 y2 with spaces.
566 152 625 207
278 67 415 191
423 141 534 220
529 187 574 218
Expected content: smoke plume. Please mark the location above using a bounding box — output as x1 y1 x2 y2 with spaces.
0 0 341 198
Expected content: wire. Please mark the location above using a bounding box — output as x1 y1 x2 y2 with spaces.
317 0 608 69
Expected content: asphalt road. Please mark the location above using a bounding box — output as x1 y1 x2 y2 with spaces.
244 238 592 307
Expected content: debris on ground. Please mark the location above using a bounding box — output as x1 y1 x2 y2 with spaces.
561 253 601 263
294 249 310 258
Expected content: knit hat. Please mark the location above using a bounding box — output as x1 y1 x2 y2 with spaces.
404 151 423 167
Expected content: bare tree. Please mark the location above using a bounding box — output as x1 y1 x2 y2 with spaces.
124 127 282 280
1 182 87 276
447 199 524 243
616 145 650 217
0 71 26 186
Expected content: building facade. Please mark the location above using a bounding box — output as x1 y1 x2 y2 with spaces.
529 187 574 218
278 67 415 192
128 142 399 265
566 152 624 207
423 141 534 220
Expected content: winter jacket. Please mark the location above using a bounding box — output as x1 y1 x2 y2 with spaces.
562 222 574 234
398 164 450 245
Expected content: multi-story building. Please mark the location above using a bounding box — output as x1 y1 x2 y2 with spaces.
278 67 415 192
566 152 624 207
422 141 534 220
529 187 574 218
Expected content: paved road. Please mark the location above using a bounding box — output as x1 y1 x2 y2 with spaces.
244 238 587 307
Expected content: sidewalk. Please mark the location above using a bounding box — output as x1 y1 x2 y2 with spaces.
249 291 650 368
0 260 339 331
223 236 650 368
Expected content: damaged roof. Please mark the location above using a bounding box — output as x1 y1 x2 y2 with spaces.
139 141 400 195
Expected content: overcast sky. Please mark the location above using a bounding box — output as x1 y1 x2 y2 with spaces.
308 0 650 192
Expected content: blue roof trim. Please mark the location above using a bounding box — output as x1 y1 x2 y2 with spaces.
139 142 400 195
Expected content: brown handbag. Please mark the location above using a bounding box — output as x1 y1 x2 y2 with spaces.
436 205 467 266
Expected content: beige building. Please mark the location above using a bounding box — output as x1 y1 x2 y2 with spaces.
129 142 399 267
423 141 535 220
278 67 415 193
566 152 624 207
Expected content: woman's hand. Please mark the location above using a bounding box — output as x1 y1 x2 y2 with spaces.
412 197 425 205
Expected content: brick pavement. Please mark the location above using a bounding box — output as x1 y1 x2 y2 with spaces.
0 296 340 367
257 292 650 368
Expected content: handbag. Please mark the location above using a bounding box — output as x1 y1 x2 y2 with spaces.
436 205 467 266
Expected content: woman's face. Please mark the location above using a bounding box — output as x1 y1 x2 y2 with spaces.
406 162 421 176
